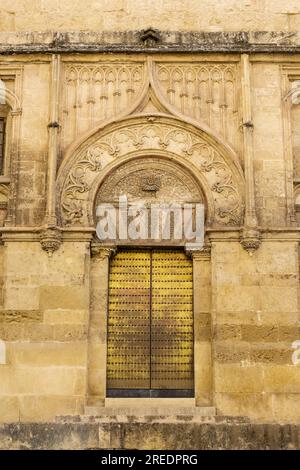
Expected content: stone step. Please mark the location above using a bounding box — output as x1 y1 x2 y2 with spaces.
104 397 197 408
3 420 298 450
84 405 216 417
55 413 250 425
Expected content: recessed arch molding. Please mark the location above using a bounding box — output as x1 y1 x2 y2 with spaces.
56 114 245 230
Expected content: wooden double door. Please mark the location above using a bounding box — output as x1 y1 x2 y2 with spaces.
107 249 194 397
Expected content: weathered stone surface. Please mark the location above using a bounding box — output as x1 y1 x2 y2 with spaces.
0 421 299 450
3 31 300 53
1 0 300 437
0 310 42 323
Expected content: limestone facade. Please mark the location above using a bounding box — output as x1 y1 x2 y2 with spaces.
0 1 300 425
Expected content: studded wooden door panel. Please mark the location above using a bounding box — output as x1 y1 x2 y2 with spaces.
151 250 194 390
107 250 151 389
107 249 194 393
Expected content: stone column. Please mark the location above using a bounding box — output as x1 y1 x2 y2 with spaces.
4 72 23 227
240 54 260 254
281 69 297 225
45 54 61 227
187 246 212 407
87 245 116 406
40 54 62 255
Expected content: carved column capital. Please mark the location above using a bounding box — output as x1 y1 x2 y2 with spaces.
185 243 211 261
40 227 62 256
91 243 116 260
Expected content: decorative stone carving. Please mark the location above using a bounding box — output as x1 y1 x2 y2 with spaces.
140 28 161 47
60 59 242 156
91 243 116 260
61 63 145 150
240 228 261 255
57 116 244 229
96 158 203 206
94 157 204 245
40 227 62 256
155 62 241 150
140 175 161 193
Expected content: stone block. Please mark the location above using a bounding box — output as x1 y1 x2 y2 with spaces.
272 394 300 422
39 286 89 310
261 287 298 313
215 364 264 393
215 392 274 421
0 397 20 422
263 365 300 393
19 395 82 422
241 325 279 342
216 286 260 313
43 309 88 325
8 342 87 367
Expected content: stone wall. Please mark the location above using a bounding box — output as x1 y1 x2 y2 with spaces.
0 242 90 421
1 419 300 450
1 0 300 33
212 241 300 422
0 49 300 424
0 3 300 431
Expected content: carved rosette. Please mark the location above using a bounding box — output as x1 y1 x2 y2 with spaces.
40 228 62 256
58 116 244 229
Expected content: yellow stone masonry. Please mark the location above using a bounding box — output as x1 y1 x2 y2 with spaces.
0 1 300 426
0 0 300 32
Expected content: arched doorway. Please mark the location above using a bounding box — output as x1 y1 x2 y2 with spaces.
95 157 204 397
56 112 244 406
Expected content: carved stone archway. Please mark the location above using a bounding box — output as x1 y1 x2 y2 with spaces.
95 156 206 245
56 114 245 229
55 109 245 408
95 157 204 208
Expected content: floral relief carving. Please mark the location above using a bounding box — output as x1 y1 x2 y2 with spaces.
96 158 202 206
59 117 244 228
185 140 242 225
140 175 162 193
61 144 115 224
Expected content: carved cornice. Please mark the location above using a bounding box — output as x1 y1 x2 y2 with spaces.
2 31 300 53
